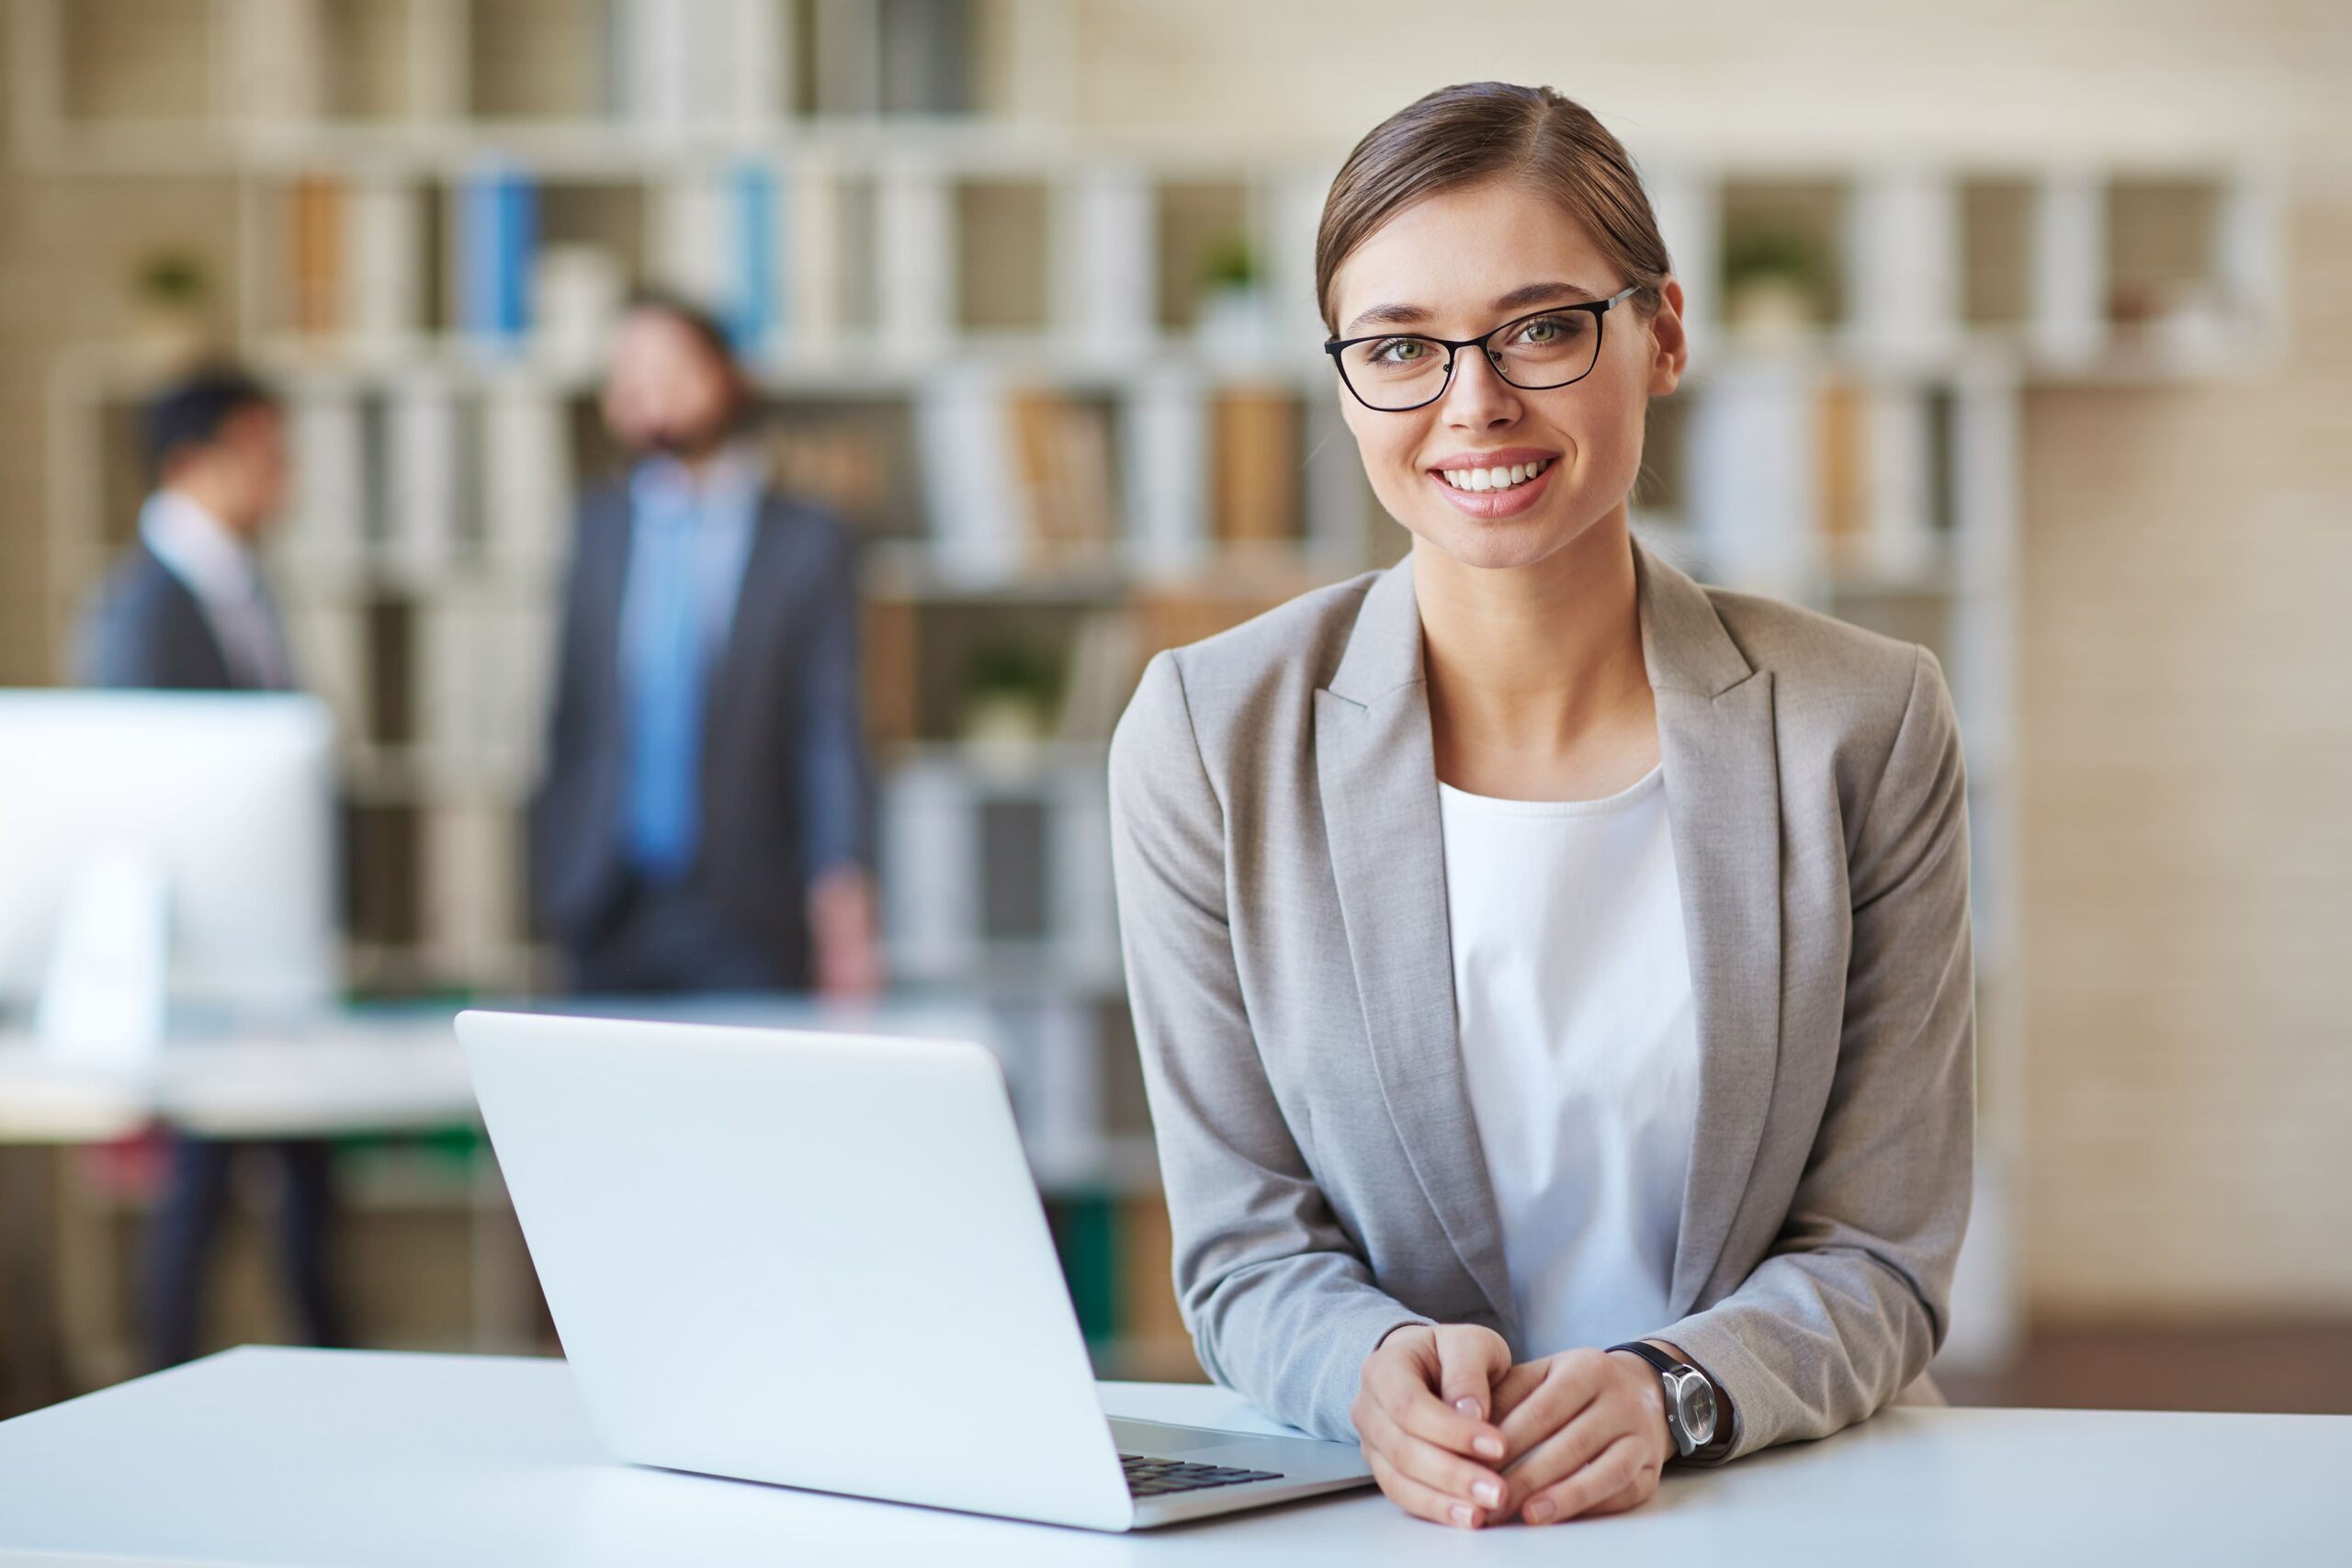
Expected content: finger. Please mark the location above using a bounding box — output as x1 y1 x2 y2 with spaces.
1367 1343 1505 1461
1367 1450 1490 1529
1356 1393 1510 1512
1486 1358 1549 1427
1433 1324 1509 1423
1520 1433 1658 1526
1500 1398 1618 1508
1496 1349 1608 1460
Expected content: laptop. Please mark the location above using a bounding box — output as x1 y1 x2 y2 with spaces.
454 1009 1374 1530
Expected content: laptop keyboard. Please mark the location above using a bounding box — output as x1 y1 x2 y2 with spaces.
1120 1452 1283 1496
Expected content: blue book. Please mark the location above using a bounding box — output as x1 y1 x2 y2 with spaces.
726 162 781 355
460 166 537 347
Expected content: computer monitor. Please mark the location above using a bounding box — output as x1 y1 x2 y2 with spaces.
0 690 340 1020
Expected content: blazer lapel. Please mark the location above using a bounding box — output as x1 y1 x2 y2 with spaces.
1634 543 1785 1317
1316 558 1521 1344
701 492 792 760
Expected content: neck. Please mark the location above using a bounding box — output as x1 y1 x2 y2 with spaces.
164 481 255 546
1413 508 1649 762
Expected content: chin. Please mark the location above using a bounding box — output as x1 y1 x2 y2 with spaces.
1412 511 1576 573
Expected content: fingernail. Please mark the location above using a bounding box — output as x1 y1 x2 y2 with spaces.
1475 1434 1504 1460
1474 1480 1501 1507
1453 1397 1483 1417
1527 1497 1557 1524
1450 1502 1476 1527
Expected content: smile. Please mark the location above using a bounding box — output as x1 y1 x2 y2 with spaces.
1436 457 1552 492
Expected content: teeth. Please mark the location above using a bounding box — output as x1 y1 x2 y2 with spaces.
1440 458 1548 492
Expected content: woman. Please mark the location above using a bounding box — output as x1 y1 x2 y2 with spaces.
1107 83 1973 1529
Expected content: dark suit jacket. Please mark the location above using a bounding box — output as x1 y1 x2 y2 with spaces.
528 479 873 979
76 540 243 691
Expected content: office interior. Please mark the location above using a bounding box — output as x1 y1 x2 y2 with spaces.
0 0 2346 1425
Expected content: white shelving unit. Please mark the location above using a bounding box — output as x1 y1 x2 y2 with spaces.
19 0 2292 1379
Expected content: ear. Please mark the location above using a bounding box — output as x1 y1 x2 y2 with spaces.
1645 276 1690 397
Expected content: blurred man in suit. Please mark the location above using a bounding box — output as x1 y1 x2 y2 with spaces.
532 292 880 997
76 366 346 1369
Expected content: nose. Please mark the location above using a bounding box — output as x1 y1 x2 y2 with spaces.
1438 344 1522 429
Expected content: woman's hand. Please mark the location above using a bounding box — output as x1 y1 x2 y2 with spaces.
1351 1323 1514 1528
1487 1346 1675 1524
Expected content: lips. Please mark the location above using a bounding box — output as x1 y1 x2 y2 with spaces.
1425 455 1558 519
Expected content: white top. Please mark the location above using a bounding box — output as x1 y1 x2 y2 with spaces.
1 1347 2343 1565
140 488 290 689
1438 761 1700 1357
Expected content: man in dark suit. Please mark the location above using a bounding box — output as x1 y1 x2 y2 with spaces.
532 292 879 996
75 367 346 1369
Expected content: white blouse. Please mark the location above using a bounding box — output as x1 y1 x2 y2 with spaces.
1437 761 1701 1357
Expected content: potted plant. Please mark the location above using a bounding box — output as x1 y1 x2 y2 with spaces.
1722 226 1827 343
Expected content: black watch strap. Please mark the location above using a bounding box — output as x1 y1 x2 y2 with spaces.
1609 1340 1681 1380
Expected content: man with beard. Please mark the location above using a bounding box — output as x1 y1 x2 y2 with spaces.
531 291 879 998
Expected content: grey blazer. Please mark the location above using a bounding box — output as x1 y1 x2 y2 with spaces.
1106 536 1973 1461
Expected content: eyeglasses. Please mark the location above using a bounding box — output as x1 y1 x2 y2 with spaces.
1323 285 1640 412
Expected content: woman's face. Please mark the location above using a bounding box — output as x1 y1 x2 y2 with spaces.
1326 178 1686 573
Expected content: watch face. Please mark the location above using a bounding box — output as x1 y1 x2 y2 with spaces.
1678 1375 1718 1444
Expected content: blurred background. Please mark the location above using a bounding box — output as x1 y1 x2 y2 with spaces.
0 0 2346 1420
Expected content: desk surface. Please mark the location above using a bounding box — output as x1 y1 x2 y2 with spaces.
0 996 1000 1143
0 1348 2344 1565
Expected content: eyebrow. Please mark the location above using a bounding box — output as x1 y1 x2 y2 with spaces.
1340 281 1606 337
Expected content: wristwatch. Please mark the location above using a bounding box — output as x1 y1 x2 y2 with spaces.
1607 1341 1721 1460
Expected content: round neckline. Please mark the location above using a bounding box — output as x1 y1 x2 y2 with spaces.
1436 760 1665 818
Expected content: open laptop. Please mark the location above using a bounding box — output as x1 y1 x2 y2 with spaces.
454 1009 1374 1530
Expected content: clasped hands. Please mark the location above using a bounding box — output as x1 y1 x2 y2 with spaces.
1351 1323 1672 1529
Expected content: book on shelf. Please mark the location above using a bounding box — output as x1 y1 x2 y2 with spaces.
476 382 575 574
914 370 1022 584
1007 389 1118 569
285 392 368 573
421 801 521 979
290 177 344 338
1120 371 1210 579
414 600 559 786
344 177 424 348
460 167 538 348
1211 387 1303 547
383 378 468 576
533 244 627 371
1815 378 1945 581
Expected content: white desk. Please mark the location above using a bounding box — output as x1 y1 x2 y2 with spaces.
0 1348 2344 1565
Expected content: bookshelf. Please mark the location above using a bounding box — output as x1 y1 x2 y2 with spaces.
21 0 2290 1383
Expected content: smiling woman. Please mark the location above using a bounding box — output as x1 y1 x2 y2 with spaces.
1108 82 1973 1532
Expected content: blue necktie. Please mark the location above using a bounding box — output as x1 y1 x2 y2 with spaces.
625 496 704 879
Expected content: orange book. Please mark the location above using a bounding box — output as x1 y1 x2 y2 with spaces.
1212 387 1300 546
1816 378 1868 567
292 177 345 338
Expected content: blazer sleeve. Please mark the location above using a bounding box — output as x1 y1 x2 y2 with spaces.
1109 649 1429 1440
794 513 872 879
1655 643 1976 1461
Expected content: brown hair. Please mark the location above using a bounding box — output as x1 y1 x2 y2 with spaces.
1315 83 1672 336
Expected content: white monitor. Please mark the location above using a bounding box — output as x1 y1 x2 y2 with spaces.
0 691 340 1019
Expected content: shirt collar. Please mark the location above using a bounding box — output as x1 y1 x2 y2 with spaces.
629 442 764 521
140 488 263 610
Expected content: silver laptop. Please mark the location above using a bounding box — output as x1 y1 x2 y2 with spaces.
455 1009 1374 1530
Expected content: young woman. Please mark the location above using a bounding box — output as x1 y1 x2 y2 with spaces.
1107 83 1973 1529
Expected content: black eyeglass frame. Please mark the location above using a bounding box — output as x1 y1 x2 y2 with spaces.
1322 284 1642 412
